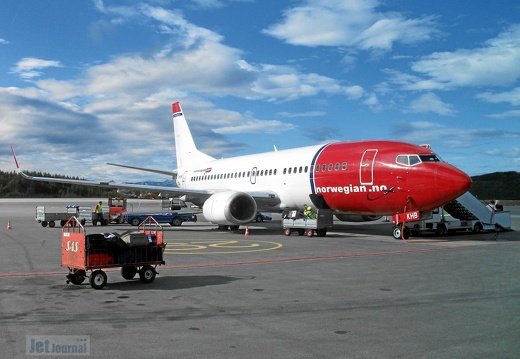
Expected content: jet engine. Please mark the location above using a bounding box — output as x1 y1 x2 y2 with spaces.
335 214 382 222
203 191 257 225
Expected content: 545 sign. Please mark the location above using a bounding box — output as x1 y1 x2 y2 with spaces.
392 210 420 223
65 241 80 252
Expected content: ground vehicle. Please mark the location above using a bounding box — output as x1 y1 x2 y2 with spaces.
126 211 198 226
254 212 272 222
92 198 127 226
36 205 91 227
61 216 165 289
406 206 491 237
282 209 333 237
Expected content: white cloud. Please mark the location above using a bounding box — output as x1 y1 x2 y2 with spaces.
407 93 456 116
263 0 440 50
404 25 520 90
393 120 520 145
0 38 9 44
12 57 62 79
213 119 296 134
477 87 520 106
488 110 520 119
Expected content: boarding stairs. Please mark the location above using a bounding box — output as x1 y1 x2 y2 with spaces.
443 192 511 231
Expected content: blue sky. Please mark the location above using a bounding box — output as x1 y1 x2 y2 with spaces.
0 0 519 183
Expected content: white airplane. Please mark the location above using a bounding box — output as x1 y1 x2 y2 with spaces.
12 102 472 233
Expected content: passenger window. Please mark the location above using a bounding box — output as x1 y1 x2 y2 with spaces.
269 169 272 175
322 164 326 171
315 165 319 172
288 168 292 174
328 164 333 171
274 169 277 175
335 163 340 171
342 162 347 170
299 166 303 173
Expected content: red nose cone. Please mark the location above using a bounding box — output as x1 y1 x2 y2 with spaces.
435 165 472 202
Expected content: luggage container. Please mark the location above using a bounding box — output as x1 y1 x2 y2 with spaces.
282 209 333 237
61 216 166 289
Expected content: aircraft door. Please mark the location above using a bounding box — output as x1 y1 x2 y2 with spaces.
181 171 188 187
360 149 378 185
250 167 257 184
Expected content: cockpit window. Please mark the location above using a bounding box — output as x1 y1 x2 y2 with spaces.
396 154 441 167
419 154 441 162
396 155 409 166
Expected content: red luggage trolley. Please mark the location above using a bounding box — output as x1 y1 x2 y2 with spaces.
61 216 166 289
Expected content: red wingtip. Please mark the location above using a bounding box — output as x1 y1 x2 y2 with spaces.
172 102 181 114
10 144 20 170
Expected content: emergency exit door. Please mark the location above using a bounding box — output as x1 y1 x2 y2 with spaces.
360 149 378 185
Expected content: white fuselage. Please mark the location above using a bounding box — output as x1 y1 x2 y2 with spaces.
176 144 325 209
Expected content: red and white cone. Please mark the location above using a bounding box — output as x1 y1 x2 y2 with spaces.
6 220 12 230
244 226 250 236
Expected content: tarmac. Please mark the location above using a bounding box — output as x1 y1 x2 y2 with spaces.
0 198 519 359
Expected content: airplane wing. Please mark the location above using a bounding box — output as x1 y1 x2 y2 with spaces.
106 163 177 177
10 146 281 208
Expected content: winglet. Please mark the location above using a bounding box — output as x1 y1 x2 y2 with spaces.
172 101 182 116
10 145 20 171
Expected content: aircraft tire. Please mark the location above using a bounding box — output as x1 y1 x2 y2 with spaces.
393 226 409 240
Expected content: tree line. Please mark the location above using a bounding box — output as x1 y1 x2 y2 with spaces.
0 170 116 198
0 169 518 199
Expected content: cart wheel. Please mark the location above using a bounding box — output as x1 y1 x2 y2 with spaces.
60 220 66 227
306 229 314 237
121 266 137 280
93 220 97 226
80 219 86 226
297 229 305 236
67 270 86 285
41 221 48 227
89 270 107 290
131 217 141 226
49 221 56 228
139 265 156 283
284 228 291 236
317 228 327 237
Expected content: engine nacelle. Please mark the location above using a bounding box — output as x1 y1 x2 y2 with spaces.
335 214 382 222
203 191 257 225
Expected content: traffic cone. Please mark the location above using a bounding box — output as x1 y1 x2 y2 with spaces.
6 220 12 230
244 226 250 236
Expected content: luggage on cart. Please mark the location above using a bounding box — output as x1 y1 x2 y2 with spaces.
61 216 166 290
120 231 150 247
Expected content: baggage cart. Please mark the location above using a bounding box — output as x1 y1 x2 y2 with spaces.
61 216 166 289
282 209 333 237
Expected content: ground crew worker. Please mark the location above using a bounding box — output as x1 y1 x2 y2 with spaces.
95 201 104 221
303 204 316 219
